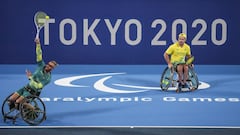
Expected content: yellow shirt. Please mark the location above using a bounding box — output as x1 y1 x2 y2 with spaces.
165 43 191 64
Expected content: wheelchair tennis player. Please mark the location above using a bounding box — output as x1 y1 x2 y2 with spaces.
7 38 58 111
163 33 193 91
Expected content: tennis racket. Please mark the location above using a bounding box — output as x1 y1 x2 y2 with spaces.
34 11 48 39
186 56 194 65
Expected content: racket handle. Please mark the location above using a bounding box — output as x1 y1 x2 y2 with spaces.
35 29 40 39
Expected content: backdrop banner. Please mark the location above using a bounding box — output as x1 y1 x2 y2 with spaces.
0 0 239 64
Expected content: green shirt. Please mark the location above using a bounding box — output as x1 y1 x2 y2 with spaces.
28 43 51 91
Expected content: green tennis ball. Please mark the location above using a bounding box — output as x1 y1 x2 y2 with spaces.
162 80 169 85
45 16 50 19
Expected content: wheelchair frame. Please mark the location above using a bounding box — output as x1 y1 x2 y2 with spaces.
1 93 46 126
160 65 199 92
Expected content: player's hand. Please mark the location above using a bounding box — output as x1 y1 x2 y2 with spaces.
26 69 32 78
168 63 173 69
35 38 40 44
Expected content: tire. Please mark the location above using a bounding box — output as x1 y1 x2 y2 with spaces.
20 95 46 126
160 67 174 91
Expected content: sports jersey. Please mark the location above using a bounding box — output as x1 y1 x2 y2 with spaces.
28 43 51 91
165 42 191 64
16 43 51 97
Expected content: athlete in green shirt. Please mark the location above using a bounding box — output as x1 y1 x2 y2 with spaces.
8 38 58 110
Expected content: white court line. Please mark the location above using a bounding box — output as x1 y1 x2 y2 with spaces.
1 126 240 128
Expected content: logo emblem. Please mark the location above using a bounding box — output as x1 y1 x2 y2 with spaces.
54 72 210 93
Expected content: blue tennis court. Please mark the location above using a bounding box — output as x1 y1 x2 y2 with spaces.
1 0 240 135
1 64 240 127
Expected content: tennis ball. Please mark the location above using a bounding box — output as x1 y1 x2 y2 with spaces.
162 80 169 85
45 16 50 19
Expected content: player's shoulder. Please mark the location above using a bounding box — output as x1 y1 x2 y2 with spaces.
184 43 190 48
37 60 45 67
169 43 178 48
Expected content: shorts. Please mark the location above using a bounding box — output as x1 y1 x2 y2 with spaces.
16 87 32 98
172 62 185 68
16 86 40 97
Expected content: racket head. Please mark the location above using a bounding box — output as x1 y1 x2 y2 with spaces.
186 56 194 65
34 11 48 28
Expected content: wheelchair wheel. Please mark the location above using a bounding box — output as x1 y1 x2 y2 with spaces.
2 94 12 119
160 67 174 91
187 67 199 90
2 93 21 124
20 95 46 126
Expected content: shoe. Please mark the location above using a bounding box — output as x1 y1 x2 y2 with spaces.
183 83 190 89
176 83 182 92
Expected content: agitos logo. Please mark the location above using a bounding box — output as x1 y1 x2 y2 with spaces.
54 72 210 93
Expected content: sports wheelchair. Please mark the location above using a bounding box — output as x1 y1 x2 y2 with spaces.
2 93 46 125
160 65 199 92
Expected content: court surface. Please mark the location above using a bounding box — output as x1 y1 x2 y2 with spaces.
0 65 240 127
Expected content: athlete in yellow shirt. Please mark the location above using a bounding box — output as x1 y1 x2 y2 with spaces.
164 33 192 90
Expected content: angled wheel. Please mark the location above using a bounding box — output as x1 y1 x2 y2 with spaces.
2 94 12 119
187 67 199 90
2 93 20 122
20 95 46 126
160 67 174 91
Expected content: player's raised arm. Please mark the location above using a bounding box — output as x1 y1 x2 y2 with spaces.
35 38 42 62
